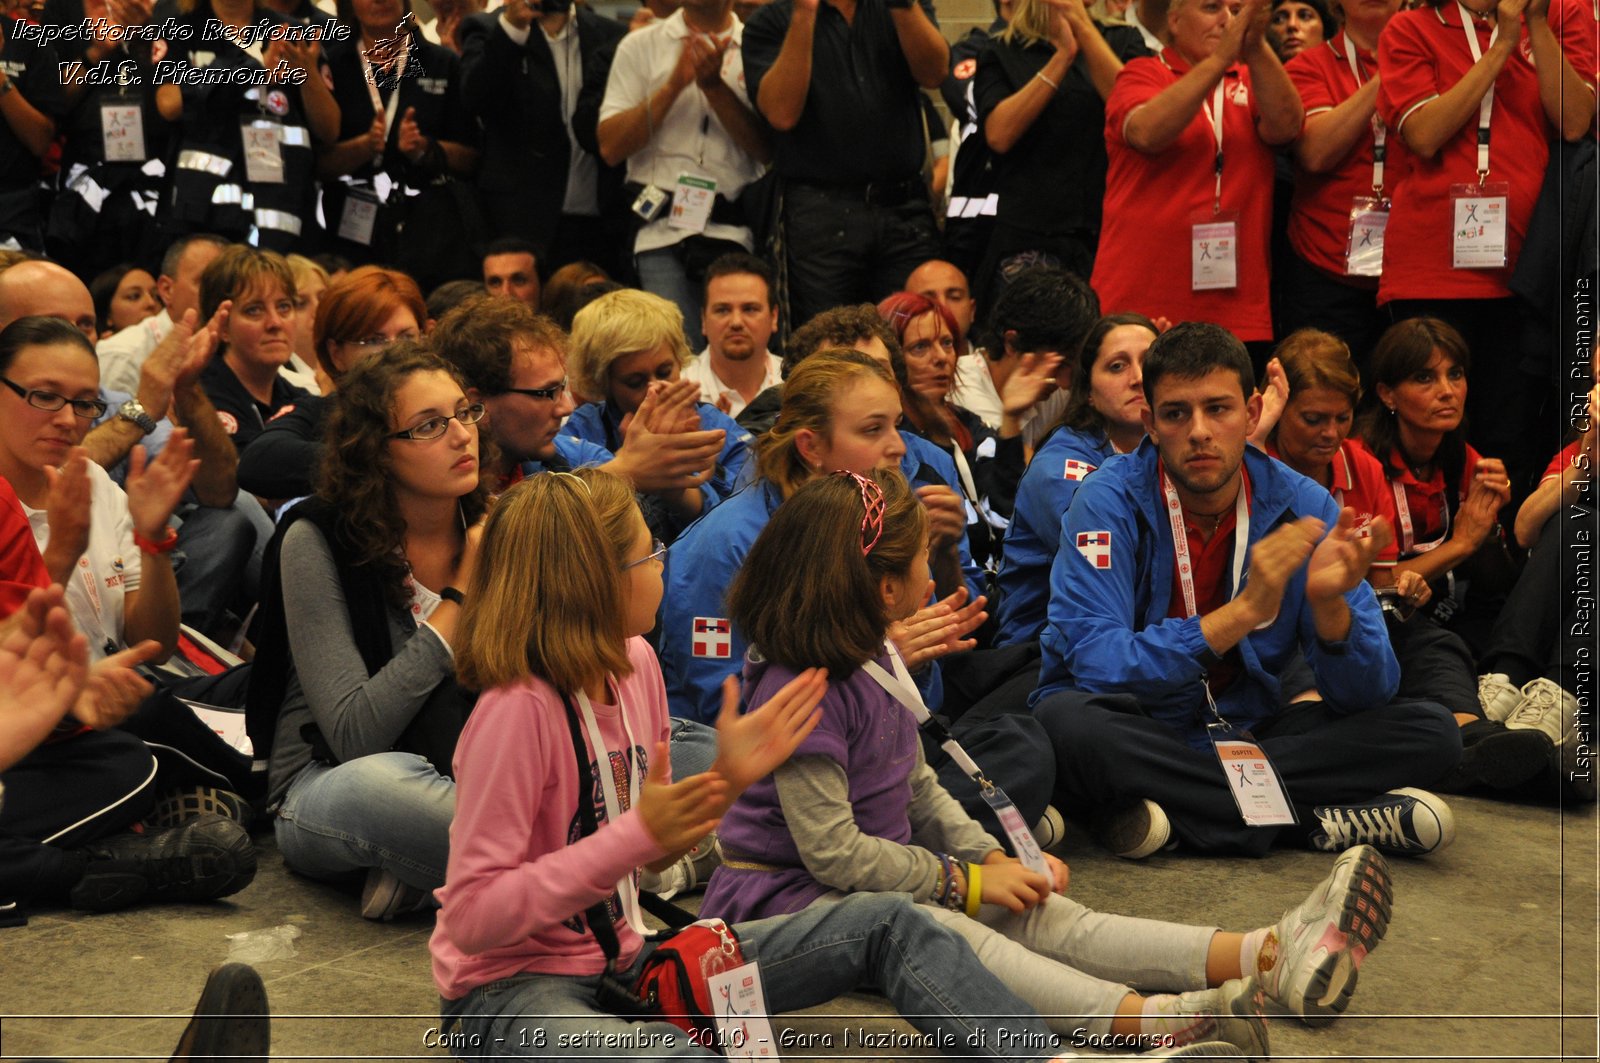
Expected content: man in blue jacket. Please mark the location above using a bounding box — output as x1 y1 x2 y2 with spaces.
1032 323 1461 859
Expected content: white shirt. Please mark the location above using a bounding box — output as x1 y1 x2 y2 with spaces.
682 347 782 416
96 308 173 398
23 462 141 663
501 13 600 216
951 351 1071 450
281 353 323 395
598 10 765 254
1125 3 1165 52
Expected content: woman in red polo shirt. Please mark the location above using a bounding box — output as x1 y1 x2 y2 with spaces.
1277 0 1403 375
1272 326 1554 795
1092 0 1302 359
1376 0 1595 474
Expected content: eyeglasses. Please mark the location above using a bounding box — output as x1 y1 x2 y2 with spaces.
503 378 568 402
390 402 487 441
622 537 666 570
0 377 109 419
345 330 422 353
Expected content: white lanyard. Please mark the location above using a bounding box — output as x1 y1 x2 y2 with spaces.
1456 2 1498 180
949 443 980 509
1342 35 1387 194
860 645 986 782
1390 477 1451 555
1161 466 1251 619
1159 51 1226 205
573 688 649 936
360 46 409 161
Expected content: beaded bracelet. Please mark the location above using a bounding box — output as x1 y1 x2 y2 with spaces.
935 852 955 907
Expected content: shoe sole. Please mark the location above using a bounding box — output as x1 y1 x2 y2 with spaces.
1452 729 1557 791
1210 978 1270 1059
143 787 253 830
72 819 258 913
170 962 270 1060
1098 799 1171 860
1293 845 1393 1027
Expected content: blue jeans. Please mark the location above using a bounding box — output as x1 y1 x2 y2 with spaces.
636 247 706 350
274 727 723 891
441 893 1059 1061
171 493 274 637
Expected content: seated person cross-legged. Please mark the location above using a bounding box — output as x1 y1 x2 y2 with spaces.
1031 322 1461 860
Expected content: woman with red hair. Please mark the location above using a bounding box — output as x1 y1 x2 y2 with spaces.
238 266 429 503
877 291 1053 570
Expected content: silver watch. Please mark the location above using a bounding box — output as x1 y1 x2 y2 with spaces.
117 399 158 435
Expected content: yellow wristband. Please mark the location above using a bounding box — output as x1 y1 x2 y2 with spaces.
964 862 982 918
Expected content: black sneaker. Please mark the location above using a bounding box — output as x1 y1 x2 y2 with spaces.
70 814 257 912
143 786 254 830
1436 722 1556 793
1308 789 1454 857
169 962 269 1062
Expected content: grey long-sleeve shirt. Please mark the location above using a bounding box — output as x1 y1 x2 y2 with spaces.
266 519 455 806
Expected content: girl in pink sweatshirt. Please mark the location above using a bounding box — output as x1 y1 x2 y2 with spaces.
429 467 1130 1061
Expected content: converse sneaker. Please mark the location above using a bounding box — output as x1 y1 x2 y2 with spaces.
1477 673 1522 723
70 814 257 912
1142 978 1269 1060
1256 844 1392 1025
360 867 433 921
1505 678 1577 746
641 834 721 901
1094 799 1172 860
1032 804 1067 853
1308 788 1454 857
169 962 269 1062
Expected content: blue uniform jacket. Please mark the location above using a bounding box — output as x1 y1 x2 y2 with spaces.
564 400 754 513
659 438 976 724
517 434 615 476
995 426 1115 647
1031 442 1399 747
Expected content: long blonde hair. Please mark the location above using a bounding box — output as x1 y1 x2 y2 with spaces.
455 468 639 693
756 350 899 499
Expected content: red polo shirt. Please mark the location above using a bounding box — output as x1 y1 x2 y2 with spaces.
1543 439 1583 481
1353 438 1482 557
1266 438 1399 564
1094 50 1278 340
1287 32 1391 284
1376 0 1597 304
0 476 49 620
1165 470 1252 694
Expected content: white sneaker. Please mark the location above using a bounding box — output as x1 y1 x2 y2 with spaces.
1505 678 1577 746
1143 978 1269 1060
1032 804 1067 852
1477 673 1523 722
1257 844 1393 1025
1308 788 1455 857
641 834 720 901
1094 799 1171 860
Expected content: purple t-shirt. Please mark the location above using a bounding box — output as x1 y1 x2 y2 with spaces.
700 653 920 923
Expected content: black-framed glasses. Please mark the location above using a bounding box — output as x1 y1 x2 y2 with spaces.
503 378 568 402
389 403 487 441
622 537 666 570
0 376 109 419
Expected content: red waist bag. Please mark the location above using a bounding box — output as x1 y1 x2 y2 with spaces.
634 918 744 1043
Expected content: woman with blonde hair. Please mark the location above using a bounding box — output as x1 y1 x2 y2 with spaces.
283 255 331 395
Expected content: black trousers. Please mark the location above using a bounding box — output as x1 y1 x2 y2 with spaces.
1388 612 1481 721
782 183 942 328
1033 689 1461 856
0 729 157 907
1482 502 1599 698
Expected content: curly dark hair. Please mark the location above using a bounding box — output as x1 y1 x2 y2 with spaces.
316 340 495 607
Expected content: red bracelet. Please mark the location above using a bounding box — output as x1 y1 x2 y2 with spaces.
134 526 179 554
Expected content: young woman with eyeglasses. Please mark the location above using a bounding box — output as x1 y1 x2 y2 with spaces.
238 266 428 503
248 343 493 920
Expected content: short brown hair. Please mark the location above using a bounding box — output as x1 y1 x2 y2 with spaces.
432 294 568 395
199 245 296 322
729 468 926 678
757 349 898 498
784 304 901 377
1274 328 1361 409
455 468 637 693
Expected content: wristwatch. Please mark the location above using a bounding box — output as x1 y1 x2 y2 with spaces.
117 398 158 435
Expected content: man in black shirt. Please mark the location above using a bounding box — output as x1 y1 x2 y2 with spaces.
742 0 946 326
0 13 63 251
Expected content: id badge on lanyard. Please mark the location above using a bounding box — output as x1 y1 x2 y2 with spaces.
860 644 1050 876
669 173 718 233
1451 3 1509 269
337 187 381 245
1341 36 1388 277
242 120 286 184
1190 81 1238 291
1162 468 1295 825
101 90 146 163
706 933 780 1060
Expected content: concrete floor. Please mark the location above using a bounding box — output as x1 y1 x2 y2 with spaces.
2 794 1595 1062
